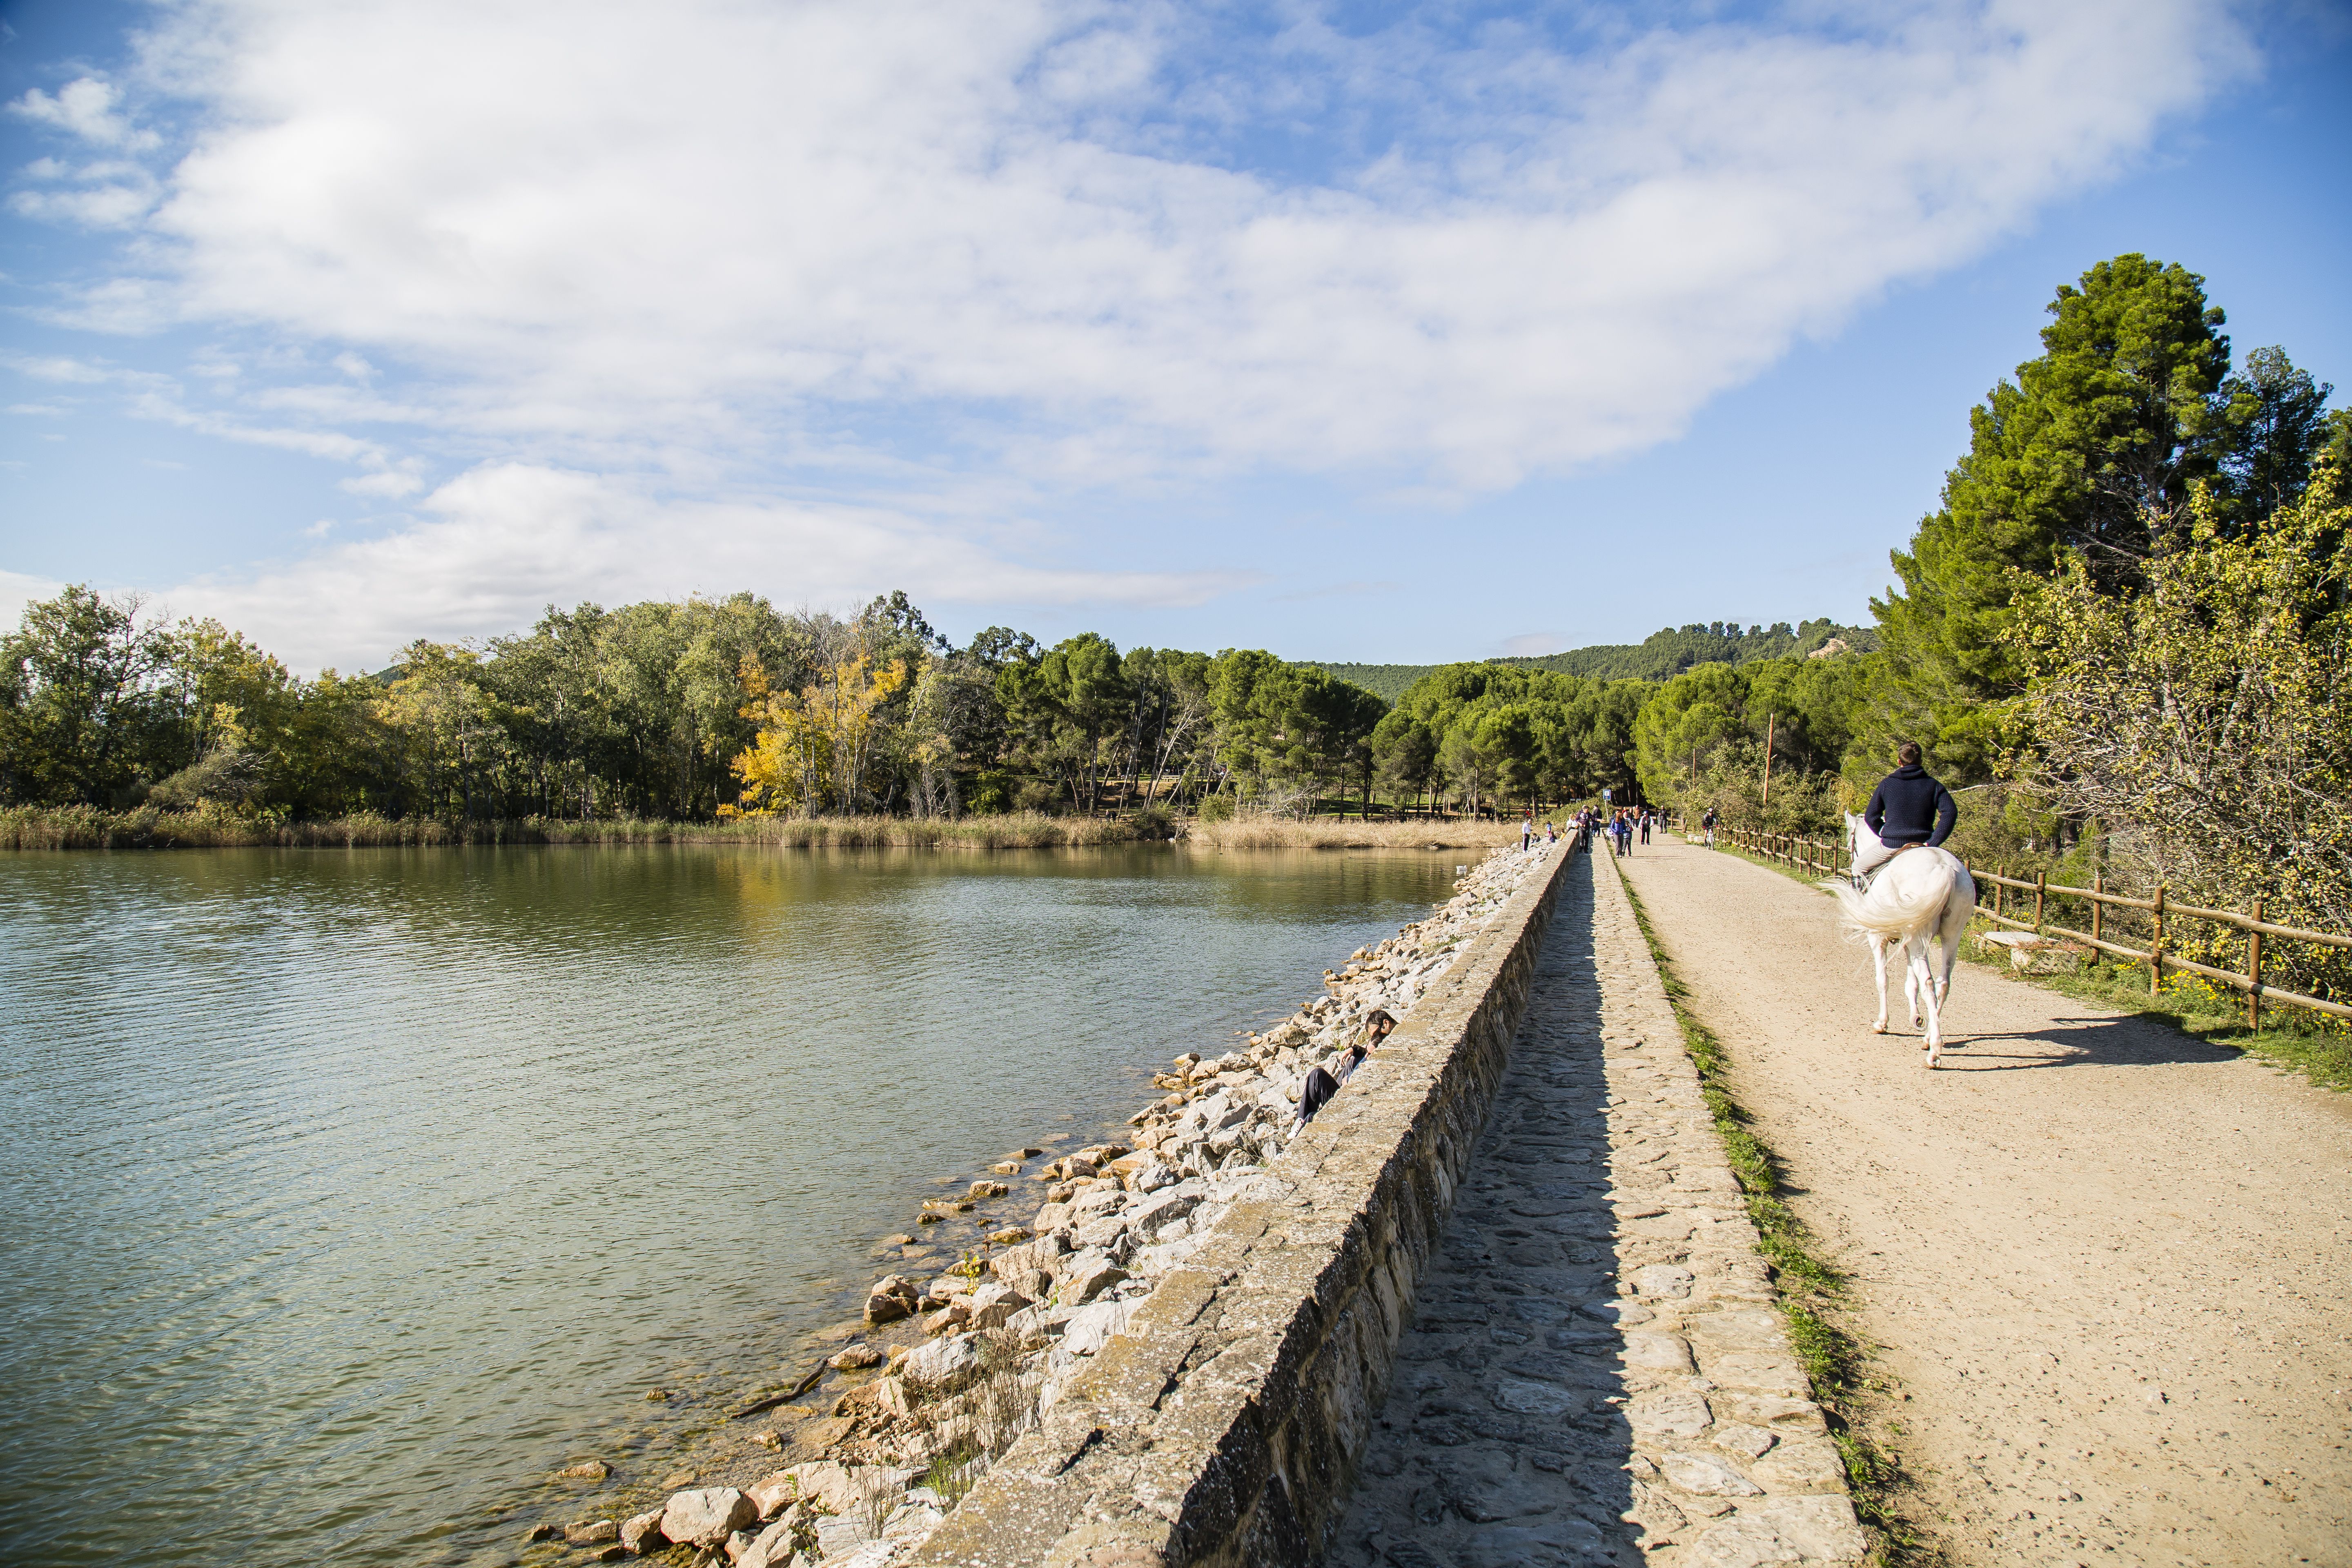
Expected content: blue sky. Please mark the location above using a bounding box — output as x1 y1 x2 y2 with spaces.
3 0 2348 673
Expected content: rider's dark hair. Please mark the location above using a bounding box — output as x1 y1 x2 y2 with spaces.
1896 741 1923 767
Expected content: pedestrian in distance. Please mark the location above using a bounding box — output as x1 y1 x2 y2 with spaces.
1701 806 1717 848
1639 811 1652 846
1521 809 1534 852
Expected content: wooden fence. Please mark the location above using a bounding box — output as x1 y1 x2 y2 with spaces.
1678 819 2350 1030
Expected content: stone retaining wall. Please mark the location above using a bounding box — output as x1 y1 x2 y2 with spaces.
907 836 1582 1568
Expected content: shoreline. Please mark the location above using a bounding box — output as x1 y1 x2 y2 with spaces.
514 837 1575 1566
1 806 1530 853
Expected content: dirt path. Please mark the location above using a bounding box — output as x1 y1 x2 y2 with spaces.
1613 835 2352 1567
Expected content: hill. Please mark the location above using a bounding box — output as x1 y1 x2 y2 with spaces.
1305 619 1877 702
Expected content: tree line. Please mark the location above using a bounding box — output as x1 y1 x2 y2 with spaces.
0 584 1659 824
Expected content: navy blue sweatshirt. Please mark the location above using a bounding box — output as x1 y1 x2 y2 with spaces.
1865 765 1957 847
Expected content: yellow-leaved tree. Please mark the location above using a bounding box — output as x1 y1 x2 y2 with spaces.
730 648 909 815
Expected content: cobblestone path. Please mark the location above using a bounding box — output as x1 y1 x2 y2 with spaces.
1329 847 1864 1568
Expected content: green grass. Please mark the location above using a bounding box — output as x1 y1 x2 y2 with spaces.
1957 939 2352 1093
1610 858 1939 1568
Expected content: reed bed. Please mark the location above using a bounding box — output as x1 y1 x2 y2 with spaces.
1184 814 1522 850
0 806 1150 851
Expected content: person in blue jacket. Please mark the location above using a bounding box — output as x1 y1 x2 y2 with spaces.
1858 742 1957 883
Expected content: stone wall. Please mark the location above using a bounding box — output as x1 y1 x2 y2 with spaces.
907 837 1580 1568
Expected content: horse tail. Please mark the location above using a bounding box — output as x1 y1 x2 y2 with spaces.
1830 858 1960 944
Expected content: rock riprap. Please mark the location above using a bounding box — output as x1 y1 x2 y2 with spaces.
548 846 1564 1564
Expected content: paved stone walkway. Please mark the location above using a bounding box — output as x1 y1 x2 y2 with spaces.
1328 847 1865 1568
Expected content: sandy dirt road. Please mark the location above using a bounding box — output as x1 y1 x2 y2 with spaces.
1613 835 2352 1567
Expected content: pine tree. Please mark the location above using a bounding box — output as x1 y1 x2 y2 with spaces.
1869 254 2242 780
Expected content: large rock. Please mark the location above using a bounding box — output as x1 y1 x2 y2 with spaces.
1071 1214 1131 1255
564 1519 619 1545
745 1473 800 1519
778 1459 910 1518
1058 1254 1128 1306
828 1343 884 1371
884 1499 947 1539
816 1517 876 1559
899 1332 984 1392
864 1275 922 1325
1059 1298 1135 1357
963 1281 1031 1330
659 1488 758 1549
619 1509 667 1555
1124 1189 1198 1243
990 1234 1066 1281
734 1515 801 1568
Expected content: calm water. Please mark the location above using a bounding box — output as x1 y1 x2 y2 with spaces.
0 844 1457 1568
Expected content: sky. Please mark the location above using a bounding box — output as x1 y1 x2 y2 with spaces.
2 0 2348 675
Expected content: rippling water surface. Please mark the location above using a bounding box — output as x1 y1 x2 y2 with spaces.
0 844 1456 1568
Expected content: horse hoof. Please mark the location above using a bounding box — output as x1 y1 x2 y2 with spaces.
1871 1023 1886 1035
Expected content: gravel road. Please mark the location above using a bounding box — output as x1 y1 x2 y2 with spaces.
1613 835 2352 1567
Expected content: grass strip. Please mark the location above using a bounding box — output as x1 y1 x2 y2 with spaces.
1610 857 1937 1568
1690 835 2351 1094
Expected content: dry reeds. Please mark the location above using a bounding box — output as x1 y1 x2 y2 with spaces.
1182 813 1521 850
0 806 1152 852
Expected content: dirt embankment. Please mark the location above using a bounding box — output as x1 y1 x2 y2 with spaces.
1617 835 2352 1567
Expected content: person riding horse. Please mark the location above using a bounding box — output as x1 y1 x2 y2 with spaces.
1853 742 1957 889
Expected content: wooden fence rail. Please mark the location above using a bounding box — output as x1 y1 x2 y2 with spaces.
1673 818 2350 1029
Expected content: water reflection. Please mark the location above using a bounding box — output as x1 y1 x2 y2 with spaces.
0 844 1455 1568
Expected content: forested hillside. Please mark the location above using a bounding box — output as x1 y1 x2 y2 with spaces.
1306 619 1875 699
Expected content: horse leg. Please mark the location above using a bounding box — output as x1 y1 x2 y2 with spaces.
1905 938 1924 1027
1918 939 1944 1067
1935 890 1969 1006
1870 936 1890 1033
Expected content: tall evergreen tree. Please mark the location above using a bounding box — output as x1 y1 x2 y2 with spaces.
1870 254 2243 778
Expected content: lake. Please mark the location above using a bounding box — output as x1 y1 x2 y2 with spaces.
0 844 1458 1568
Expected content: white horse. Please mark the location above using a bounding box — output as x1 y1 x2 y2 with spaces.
1826 813 1976 1066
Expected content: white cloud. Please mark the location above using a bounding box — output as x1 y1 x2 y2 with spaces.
6 354 113 384
162 463 1251 672
0 569 69 633
9 78 159 150
1 0 2258 653
1499 632 1563 657
88 0 2246 490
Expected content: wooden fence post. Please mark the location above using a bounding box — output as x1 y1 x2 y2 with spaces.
2091 871 2103 945
2247 898 2264 1031
2035 871 2046 935
2150 885 2167 995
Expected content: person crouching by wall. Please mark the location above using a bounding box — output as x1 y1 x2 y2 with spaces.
1294 1009 1399 1129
